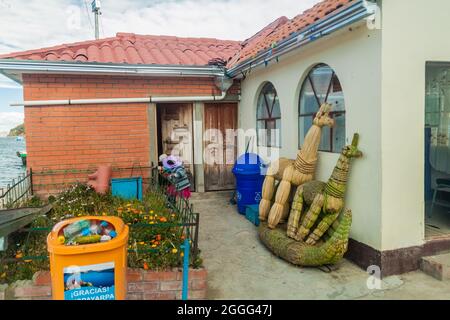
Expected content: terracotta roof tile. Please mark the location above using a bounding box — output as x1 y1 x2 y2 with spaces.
227 0 354 67
0 33 241 66
0 0 353 69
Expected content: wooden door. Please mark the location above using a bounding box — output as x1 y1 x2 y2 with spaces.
158 103 194 189
204 103 238 191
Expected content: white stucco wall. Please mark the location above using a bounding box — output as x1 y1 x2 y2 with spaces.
238 23 383 250
380 0 450 250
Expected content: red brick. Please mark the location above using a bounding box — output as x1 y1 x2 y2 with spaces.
160 281 182 291
32 271 51 286
144 292 177 300
143 270 177 282
127 293 144 300
142 282 160 292
126 269 143 282
191 279 207 291
189 268 207 280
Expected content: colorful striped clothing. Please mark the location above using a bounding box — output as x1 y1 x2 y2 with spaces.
169 166 191 192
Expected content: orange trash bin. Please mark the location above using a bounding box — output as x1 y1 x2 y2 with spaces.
47 216 129 300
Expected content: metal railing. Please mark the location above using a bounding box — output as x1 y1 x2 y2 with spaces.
0 170 33 210
1 166 200 263
148 166 200 259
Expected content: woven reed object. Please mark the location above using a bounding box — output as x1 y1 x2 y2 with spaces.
264 104 335 228
259 209 352 267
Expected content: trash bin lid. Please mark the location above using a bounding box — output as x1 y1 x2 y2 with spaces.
232 153 265 175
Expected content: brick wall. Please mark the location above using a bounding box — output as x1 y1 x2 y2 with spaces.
1 268 207 300
22 74 240 195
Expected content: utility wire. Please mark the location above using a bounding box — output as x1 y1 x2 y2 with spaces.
83 0 94 30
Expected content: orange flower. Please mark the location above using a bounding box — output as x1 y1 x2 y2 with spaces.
15 252 23 259
159 217 167 223
156 234 162 241
143 262 149 270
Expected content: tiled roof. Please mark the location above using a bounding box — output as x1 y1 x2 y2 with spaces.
0 33 241 66
0 0 354 69
228 0 354 67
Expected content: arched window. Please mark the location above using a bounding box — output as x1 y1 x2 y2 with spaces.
257 82 281 147
299 64 346 153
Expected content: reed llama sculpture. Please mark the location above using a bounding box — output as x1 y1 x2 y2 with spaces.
287 133 362 244
260 104 335 229
259 209 353 267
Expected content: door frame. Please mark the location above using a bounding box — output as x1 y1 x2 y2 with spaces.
203 102 238 192
156 103 196 192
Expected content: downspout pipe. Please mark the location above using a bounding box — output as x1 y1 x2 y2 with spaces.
10 91 228 107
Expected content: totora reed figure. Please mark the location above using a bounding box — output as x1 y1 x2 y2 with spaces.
259 133 362 267
259 103 335 229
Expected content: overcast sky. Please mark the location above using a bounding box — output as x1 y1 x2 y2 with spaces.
0 0 320 132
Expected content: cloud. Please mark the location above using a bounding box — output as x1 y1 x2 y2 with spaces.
0 0 321 54
0 111 23 132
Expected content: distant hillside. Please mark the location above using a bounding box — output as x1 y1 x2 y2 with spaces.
8 124 25 137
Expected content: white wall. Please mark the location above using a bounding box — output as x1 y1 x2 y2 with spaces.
239 24 383 250
380 0 450 250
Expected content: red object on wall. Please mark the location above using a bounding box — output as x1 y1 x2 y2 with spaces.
87 165 112 194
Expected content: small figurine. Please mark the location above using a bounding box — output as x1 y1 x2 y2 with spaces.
163 155 191 200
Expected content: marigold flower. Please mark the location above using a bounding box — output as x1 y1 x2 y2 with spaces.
15 252 23 259
143 262 149 270
172 248 178 254
151 244 157 248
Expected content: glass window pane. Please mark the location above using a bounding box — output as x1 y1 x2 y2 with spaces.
272 98 281 118
309 65 333 104
257 82 282 147
275 119 282 147
257 93 269 119
300 79 319 114
299 116 313 148
320 126 331 152
329 75 345 112
333 113 346 153
257 120 266 146
299 64 346 153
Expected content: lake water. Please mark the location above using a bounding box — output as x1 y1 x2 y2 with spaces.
0 137 26 188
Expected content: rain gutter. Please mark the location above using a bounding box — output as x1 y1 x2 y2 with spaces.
0 59 226 84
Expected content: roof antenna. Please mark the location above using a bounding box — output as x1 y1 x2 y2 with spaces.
91 0 102 40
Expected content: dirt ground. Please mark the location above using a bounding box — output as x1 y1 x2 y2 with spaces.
191 192 450 300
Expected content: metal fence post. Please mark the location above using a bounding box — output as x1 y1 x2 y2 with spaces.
182 238 190 301
30 168 34 196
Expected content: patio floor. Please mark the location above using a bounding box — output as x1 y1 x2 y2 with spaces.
191 192 450 300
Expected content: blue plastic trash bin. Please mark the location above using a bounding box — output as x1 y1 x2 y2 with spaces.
232 153 265 214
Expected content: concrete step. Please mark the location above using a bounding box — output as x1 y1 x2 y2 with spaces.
420 252 450 281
